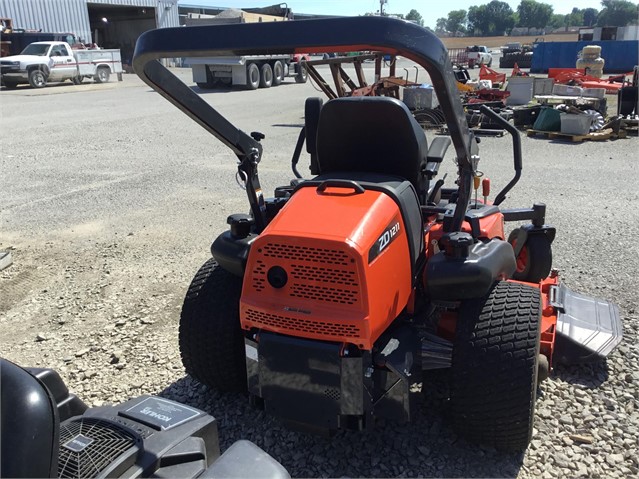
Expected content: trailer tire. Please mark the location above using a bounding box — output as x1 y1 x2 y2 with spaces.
246 62 260 90
28 69 47 88
508 229 552 283
95 66 110 83
259 63 273 88
179 258 247 392
295 60 308 83
451 281 541 452
272 61 283 86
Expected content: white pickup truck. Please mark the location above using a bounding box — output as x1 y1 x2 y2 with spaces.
0 41 122 89
466 45 493 68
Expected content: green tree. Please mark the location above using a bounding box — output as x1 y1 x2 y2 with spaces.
567 7 584 26
548 13 567 28
435 17 448 33
597 0 639 26
467 1 515 35
467 5 489 35
517 0 553 28
406 9 424 27
582 7 599 26
446 9 467 35
487 0 516 33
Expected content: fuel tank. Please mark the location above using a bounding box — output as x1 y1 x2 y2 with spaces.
240 182 414 350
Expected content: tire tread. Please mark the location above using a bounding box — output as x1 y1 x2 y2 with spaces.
451 281 541 451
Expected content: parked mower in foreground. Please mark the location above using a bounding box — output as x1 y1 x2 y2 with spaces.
133 17 622 452
0 357 289 478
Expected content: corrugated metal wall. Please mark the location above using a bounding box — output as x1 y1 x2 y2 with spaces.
0 0 179 42
0 0 92 42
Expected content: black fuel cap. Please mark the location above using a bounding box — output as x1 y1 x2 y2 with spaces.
440 232 474 258
227 214 254 239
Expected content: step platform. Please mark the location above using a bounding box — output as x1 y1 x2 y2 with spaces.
551 283 623 365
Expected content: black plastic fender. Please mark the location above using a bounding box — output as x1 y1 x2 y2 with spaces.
425 239 516 300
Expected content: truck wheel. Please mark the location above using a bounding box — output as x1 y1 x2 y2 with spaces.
451 281 541 451
28 69 47 88
95 67 110 83
179 258 247 392
487 58 493 67
272 61 283 86
295 60 308 83
246 62 260 90
508 229 552 283
259 63 273 88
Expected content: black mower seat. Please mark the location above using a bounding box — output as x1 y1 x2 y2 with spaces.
316 96 429 192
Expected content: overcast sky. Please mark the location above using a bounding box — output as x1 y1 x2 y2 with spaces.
177 0 636 29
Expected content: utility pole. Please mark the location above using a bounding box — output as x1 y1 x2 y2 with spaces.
380 0 387 16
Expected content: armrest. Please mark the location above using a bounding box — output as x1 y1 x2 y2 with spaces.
426 136 451 163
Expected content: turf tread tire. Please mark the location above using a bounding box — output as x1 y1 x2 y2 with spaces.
451 281 541 451
179 258 247 392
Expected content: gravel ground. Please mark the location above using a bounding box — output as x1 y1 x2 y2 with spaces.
1 61 637 478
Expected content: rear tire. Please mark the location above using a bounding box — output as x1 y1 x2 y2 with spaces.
451 281 541 452
272 61 283 86
295 60 308 83
95 67 110 83
259 63 273 88
179 258 247 392
508 229 552 283
246 62 260 90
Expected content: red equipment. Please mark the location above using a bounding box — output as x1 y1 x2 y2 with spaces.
133 16 623 454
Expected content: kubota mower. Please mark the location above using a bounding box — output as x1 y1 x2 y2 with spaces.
133 17 622 451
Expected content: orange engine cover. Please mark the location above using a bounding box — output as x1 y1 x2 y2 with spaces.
240 185 413 350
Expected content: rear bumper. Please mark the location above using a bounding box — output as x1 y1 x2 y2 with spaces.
246 333 373 431
245 328 421 431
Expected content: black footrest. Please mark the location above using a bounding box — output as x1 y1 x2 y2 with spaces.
551 283 623 365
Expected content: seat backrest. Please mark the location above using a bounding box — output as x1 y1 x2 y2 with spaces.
1 358 58 478
315 96 428 192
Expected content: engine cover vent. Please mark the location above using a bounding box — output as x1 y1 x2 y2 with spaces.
261 243 351 266
58 418 136 478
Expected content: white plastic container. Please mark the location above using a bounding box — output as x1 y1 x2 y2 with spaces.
560 114 591 135
582 87 606 99
553 83 583 96
533 78 555 96
506 76 535 105
402 86 439 109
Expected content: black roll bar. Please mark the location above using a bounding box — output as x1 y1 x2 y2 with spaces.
133 17 479 232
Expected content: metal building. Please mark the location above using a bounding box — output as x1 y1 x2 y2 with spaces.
0 0 179 64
